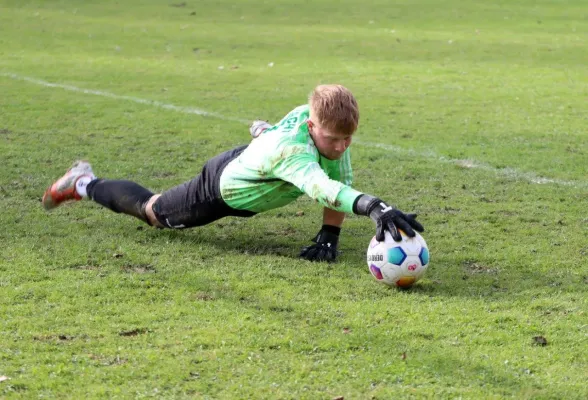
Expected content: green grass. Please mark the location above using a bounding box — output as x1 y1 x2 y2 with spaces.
1 0 587 398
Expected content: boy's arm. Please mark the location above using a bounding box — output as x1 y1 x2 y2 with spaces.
321 148 353 186
272 149 361 213
322 207 345 227
274 146 425 262
301 150 351 262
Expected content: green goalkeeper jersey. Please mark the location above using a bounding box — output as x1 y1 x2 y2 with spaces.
219 105 363 214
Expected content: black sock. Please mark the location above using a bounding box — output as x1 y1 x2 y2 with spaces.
86 179 154 223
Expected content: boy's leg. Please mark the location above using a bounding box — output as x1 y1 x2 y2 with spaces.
43 146 254 228
148 145 256 229
147 170 234 229
43 160 157 225
85 179 155 224
42 161 95 210
144 194 164 227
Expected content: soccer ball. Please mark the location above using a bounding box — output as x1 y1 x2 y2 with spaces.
366 231 430 288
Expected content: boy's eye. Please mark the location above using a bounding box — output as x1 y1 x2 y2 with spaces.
329 136 350 143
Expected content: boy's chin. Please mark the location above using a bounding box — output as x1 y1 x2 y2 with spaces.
320 152 343 161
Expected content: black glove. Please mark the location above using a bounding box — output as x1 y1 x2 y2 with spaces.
353 195 424 242
299 225 340 262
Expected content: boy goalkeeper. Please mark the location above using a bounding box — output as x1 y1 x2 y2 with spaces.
42 84 424 262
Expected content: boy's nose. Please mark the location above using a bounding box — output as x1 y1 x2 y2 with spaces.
336 142 347 152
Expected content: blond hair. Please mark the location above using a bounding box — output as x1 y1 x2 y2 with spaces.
309 84 359 136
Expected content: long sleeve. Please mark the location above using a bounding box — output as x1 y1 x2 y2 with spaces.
272 144 362 213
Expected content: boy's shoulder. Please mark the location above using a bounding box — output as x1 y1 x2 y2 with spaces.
267 105 309 133
283 104 310 119
257 105 311 146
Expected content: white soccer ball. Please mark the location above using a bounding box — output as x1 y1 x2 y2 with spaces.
366 231 430 288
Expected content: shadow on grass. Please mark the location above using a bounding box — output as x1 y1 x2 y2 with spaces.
136 218 585 301
147 220 301 260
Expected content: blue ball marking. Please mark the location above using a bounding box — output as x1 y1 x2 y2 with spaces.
419 247 429 266
387 247 407 265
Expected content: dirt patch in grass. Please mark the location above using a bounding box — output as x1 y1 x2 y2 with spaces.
121 264 156 274
119 328 150 337
463 261 500 275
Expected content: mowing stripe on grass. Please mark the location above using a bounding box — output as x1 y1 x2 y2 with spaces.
2 72 586 190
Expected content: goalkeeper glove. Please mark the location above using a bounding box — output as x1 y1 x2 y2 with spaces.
354 195 424 242
299 225 340 262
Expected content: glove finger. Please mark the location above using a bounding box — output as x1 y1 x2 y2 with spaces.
326 249 337 262
315 247 328 262
305 247 320 260
299 246 311 258
405 214 425 232
300 246 317 260
395 217 416 238
409 219 425 233
375 221 385 242
386 220 402 241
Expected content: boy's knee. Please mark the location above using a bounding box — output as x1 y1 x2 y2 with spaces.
145 194 165 228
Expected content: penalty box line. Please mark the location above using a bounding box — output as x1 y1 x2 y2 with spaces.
2 72 586 190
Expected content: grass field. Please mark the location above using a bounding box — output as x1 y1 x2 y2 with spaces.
1 0 587 398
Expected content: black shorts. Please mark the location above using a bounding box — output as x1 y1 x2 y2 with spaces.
151 145 256 228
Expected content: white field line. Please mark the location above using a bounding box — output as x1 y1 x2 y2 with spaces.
355 141 587 189
1 72 249 124
2 72 586 189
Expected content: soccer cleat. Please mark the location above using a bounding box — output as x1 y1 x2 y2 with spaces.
249 120 272 138
42 161 95 210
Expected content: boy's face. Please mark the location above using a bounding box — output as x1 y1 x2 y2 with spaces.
307 120 353 160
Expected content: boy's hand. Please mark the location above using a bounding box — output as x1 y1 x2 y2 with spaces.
372 207 423 242
354 195 424 242
299 227 339 262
